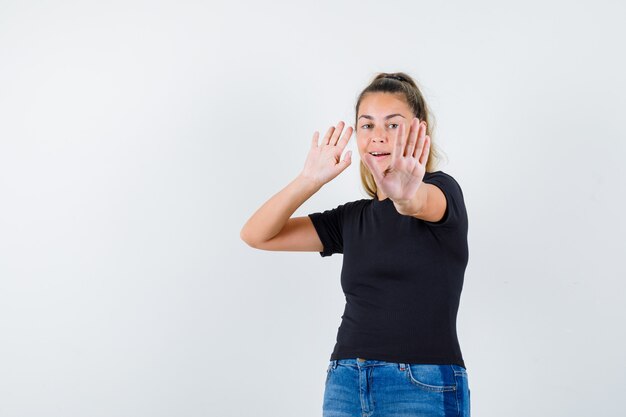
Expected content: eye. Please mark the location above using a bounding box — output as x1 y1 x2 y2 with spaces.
388 123 399 129
361 124 371 129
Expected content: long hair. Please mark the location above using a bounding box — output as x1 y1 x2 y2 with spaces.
355 72 442 198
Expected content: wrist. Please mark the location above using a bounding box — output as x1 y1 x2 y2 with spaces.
296 173 325 191
392 183 426 216
393 199 418 216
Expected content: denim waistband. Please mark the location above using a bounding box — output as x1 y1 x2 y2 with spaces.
328 358 467 373
329 358 403 370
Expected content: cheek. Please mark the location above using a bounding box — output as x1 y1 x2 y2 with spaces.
356 136 367 152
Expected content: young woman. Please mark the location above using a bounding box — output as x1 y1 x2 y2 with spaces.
240 72 471 417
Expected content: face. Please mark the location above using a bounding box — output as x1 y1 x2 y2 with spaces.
356 92 414 168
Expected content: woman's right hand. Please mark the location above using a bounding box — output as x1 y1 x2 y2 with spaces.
300 121 353 187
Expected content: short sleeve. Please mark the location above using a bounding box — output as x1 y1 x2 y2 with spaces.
422 171 467 229
307 204 346 257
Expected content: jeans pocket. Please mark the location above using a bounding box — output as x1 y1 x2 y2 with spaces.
405 364 457 392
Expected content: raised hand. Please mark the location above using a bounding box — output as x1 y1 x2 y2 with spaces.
362 118 430 203
300 121 353 187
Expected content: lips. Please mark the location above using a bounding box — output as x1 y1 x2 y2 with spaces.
369 151 390 159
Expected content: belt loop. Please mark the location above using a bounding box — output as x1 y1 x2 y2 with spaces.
331 360 337 370
399 362 406 371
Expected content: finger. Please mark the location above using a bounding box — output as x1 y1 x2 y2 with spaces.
394 119 410 160
322 126 335 145
329 121 345 146
336 126 353 151
418 135 431 166
311 131 319 148
391 122 404 165
363 152 385 184
404 118 419 157
337 150 352 171
412 121 427 159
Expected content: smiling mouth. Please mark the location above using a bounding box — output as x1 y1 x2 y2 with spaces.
369 152 390 159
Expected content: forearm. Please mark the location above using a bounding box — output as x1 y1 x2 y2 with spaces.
240 175 322 245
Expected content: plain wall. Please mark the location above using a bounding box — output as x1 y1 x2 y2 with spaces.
1 1 625 416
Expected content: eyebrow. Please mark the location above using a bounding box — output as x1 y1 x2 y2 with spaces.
358 113 406 121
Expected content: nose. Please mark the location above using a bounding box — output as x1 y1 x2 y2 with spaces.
371 126 388 143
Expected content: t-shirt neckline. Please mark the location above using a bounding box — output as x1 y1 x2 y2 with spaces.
373 196 392 205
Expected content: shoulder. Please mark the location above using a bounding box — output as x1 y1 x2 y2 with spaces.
420 170 468 228
331 198 372 211
423 170 464 195
424 170 461 185
332 198 372 217
308 198 371 219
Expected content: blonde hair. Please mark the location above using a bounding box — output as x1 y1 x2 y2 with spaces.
355 72 442 198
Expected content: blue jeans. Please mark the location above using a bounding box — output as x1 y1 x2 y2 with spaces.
323 358 470 417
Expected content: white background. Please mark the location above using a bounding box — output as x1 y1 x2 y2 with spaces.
1 1 625 416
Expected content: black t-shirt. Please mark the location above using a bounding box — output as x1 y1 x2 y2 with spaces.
308 170 469 368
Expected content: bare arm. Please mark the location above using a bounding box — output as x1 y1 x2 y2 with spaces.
240 121 353 251
394 181 446 222
239 175 323 251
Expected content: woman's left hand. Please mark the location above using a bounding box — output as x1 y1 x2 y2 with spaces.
362 118 430 204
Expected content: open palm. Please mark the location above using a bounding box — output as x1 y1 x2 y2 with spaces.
362 118 430 202
300 121 353 187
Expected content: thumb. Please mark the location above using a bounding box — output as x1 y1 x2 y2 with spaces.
362 153 384 184
337 150 352 171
